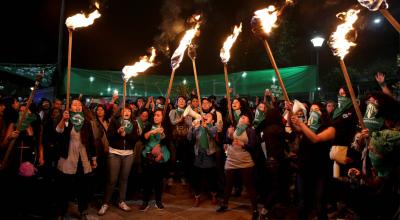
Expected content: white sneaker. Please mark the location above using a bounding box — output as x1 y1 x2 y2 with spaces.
118 201 132 212
98 204 109 216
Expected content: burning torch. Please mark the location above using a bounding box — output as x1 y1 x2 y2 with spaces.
122 47 156 111
220 23 242 124
65 9 101 111
328 8 365 129
251 1 293 102
167 15 201 115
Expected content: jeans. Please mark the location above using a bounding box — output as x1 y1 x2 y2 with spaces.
103 153 134 204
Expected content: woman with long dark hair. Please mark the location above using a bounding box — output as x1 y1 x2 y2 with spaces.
140 109 170 211
290 102 335 220
98 107 140 215
55 99 97 219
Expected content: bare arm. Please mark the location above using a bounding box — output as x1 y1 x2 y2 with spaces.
291 115 335 143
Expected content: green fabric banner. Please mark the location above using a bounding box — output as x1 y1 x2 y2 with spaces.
64 66 317 97
0 63 55 87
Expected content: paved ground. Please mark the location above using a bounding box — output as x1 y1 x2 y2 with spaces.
63 183 297 220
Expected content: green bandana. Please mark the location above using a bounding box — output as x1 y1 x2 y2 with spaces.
308 111 321 133
176 108 184 116
198 125 210 150
363 103 384 133
123 119 133 134
155 104 164 110
70 112 84 132
253 108 265 128
234 110 241 122
369 129 400 177
18 112 37 132
235 123 248 136
333 96 352 119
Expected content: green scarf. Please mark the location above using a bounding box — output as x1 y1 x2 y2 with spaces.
199 124 211 150
155 104 164 110
235 123 248 136
18 112 37 132
363 103 384 133
333 96 352 119
176 108 184 116
123 119 133 134
308 111 321 133
253 108 265 128
136 117 150 129
70 112 84 132
369 129 400 177
234 110 241 122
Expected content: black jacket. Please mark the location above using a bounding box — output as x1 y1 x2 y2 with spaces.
57 119 96 160
107 117 140 151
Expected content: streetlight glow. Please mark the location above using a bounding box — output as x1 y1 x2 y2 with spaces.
311 36 325 47
89 76 95 82
373 18 382 24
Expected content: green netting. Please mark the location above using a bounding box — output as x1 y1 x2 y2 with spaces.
0 63 56 87
64 66 317 98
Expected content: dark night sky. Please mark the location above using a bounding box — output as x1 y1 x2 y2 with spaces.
0 0 399 77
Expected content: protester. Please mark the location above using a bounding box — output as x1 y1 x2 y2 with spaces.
54 99 97 220
98 106 140 215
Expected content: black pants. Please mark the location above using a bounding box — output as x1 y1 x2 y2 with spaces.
142 160 166 202
56 162 91 216
297 170 328 220
170 139 193 181
260 159 283 210
192 166 218 196
223 167 257 210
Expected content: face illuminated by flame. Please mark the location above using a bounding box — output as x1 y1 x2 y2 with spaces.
358 0 388 11
122 47 156 81
220 23 242 64
65 10 101 30
328 9 360 60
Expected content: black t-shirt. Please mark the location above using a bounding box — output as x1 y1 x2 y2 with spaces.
332 107 358 146
298 124 333 174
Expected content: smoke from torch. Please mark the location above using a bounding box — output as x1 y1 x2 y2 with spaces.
65 10 101 30
170 15 201 70
122 47 157 81
328 9 361 59
220 23 242 64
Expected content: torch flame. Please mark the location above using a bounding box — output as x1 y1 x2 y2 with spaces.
328 9 361 60
95 1 100 9
254 6 279 35
220 23 242 64
171 22 200 70
358 0 388 11
66 10 101 30
122 47 156 81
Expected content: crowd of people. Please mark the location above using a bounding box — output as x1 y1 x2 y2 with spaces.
0 72 399 220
